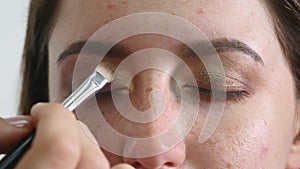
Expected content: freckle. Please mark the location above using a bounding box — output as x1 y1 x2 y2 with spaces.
145 87 153 93
197 9 206 13
264 119 267 125
206 139 217 146
226 163 233 169
107 2 116 9
170 11 176 15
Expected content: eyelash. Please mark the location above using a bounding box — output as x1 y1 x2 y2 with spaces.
195 87 250 103
95 87 123 99
95 85 251 103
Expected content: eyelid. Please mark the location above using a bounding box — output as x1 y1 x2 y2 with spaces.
183 84 251 103
188 73 250 90
98 84 112 93
97 82 130 94
183 73 253 101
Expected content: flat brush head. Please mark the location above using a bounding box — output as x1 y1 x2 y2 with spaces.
95 62 116 82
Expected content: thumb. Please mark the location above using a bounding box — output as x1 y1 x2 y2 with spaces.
0 116 33 154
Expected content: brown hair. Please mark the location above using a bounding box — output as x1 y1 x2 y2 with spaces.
20 0 59 115
19 0 300 116
267 0 300 96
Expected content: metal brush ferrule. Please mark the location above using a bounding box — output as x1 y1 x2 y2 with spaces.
62 71 108 111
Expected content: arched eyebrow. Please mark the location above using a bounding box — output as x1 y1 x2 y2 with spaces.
56 38 264 66
186 38 264 65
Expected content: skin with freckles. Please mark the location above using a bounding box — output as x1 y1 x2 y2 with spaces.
47 0 300 168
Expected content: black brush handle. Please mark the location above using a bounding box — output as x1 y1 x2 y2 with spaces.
0 131 35 169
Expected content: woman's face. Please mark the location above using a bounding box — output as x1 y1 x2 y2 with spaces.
48 0 300 168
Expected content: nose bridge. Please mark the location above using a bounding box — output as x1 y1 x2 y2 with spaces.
122 69 186 168
130 69 170 111
129 69 182 131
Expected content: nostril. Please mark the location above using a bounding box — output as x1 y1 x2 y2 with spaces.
132 162 143 168
165 162 176 167
123 142 186 168
131 161 175 168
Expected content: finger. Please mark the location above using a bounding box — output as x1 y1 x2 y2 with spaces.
111 164 135 169
76 121 110 169
0 116 32 153
16 103 81 169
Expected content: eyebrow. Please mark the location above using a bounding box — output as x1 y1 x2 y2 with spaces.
56 38 264 66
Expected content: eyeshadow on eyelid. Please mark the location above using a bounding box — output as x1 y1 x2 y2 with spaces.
58 48 264 94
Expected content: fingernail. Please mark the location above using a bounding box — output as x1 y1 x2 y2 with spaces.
4 116 33 128
111 164 136 169
78 121 99 146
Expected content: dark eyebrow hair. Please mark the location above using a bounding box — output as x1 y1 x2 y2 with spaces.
56 38 264 66
212 38 264 65
56 41 131 64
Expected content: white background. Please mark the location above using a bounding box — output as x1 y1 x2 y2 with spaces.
0 1 30 117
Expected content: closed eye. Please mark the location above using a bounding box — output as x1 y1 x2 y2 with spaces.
184 85 250 103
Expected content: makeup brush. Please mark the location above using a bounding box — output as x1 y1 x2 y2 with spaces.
62 62 116 111
0 62 116 169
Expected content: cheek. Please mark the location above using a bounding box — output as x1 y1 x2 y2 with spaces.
185 108 270 168
184 88 295 168
64 66 295 168
94 91 181 138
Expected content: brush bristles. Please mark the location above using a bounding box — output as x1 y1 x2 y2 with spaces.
95 62 116 82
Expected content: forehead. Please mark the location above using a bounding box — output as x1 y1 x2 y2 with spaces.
49 0 274 53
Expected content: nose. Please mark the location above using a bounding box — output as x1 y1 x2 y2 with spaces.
122 70 186 168
123 142 186 169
